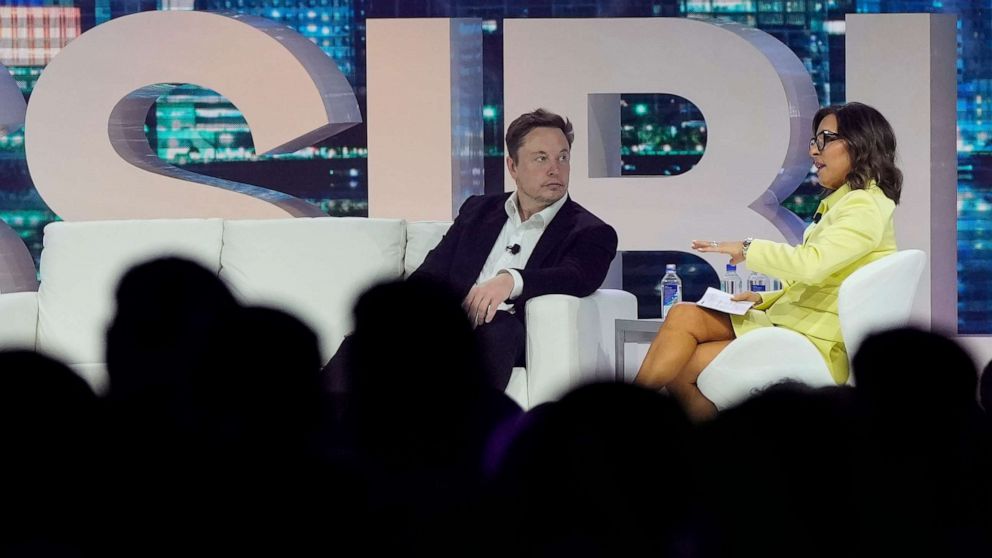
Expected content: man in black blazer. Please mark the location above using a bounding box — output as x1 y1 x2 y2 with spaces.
410 109 618 390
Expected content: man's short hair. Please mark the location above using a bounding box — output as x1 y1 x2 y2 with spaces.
505 109 574 163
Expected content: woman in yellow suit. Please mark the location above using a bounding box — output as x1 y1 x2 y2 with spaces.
636 102 902 420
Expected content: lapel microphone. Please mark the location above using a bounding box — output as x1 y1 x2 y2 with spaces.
505 243 521 255
813 212 822 224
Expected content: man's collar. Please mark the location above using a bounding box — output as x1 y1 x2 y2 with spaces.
505 191 569 227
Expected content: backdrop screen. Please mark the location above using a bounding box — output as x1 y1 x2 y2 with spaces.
0 0 987 329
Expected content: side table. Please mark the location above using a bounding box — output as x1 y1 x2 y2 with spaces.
614 318 664 382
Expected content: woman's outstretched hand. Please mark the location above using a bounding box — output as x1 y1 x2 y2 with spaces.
691 239 746 265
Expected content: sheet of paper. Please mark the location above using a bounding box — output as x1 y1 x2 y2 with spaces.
695 287 755 316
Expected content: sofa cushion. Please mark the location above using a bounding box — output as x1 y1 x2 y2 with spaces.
404 221 451 277
37 219 224 366
219 217 406 362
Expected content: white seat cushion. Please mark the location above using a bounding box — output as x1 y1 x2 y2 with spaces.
219 217 406 363
37 219 224 366
71 362 109 395
404 221 451 277
697 327 834 411
505 366 528 409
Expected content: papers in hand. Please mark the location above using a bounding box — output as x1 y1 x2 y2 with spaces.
695 287 755 316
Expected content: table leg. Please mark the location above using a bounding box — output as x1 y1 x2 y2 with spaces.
615 328 625 383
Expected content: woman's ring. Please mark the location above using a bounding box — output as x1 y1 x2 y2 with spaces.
709 241 718 248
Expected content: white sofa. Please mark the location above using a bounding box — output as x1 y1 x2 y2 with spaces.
0 217 636 409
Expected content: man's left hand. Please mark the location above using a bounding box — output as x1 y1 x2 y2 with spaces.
463 272 514 328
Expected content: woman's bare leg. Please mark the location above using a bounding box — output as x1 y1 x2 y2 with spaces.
666 340 733 421
635 303 735 389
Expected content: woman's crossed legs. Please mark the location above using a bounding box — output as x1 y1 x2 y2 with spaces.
635 303 735 421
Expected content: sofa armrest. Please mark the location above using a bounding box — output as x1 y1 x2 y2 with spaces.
524 288 637 406
0 291 39 351
696 327 835 411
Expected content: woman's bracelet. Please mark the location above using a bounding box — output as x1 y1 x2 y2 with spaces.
742 237 754 259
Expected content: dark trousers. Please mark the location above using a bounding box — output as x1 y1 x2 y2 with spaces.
475 310 526 391
323 310 525 394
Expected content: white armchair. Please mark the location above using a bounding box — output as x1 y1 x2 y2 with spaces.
696 249 928 410
515 289 636 408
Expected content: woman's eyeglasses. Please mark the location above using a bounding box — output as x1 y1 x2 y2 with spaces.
809 130 842 151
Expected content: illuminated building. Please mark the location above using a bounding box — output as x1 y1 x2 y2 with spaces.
682 0 832 104
0 7 80 160
620 95 707 176
198 0 357 83
853 0 992 330
149 1 362 167
0 6 80 66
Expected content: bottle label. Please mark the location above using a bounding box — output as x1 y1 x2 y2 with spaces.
663 283 680 307
751 284 766 292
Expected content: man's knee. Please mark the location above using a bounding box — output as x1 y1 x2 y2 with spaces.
474 312 525 390
477 312 525 350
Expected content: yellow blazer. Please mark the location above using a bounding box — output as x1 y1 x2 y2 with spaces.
732 182 897 383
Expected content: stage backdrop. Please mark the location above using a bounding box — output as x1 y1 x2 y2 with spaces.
1 2 990 365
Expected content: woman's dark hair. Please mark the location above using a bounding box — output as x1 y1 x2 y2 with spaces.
813 102 902 204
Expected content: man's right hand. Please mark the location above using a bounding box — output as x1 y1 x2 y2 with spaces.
462 272 514 328
731 291 763 304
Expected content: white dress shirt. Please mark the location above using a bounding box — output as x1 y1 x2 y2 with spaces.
475 192 569 311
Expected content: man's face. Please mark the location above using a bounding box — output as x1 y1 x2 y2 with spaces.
507 127 571 210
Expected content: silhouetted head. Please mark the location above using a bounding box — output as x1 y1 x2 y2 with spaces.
0 351 99 551
853 329 992 557
346 277 492 458
853 327 978 421
0 350 97 464
349 276 484 397
106 256 239 404
341 278 517 553
487 382 692 556
696 382 859 558
192 305 325 458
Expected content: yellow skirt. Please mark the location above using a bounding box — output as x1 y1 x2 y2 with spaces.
730 309 850 385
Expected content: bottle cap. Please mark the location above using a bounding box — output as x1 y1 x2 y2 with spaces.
666 264 676 271
726 264 736 272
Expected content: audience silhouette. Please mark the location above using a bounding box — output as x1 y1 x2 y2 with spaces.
101 258 352 553
341 277 522 553
695 382 860 557
852 328 992 557
0 350 99 556
484 382 693 556
4 258 991 556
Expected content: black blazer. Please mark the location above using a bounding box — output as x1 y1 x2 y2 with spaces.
410 193 619 313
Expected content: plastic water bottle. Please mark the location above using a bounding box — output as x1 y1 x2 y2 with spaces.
771 277 782 291
748 271 770 293
720 264 744 295
661 264 682 320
